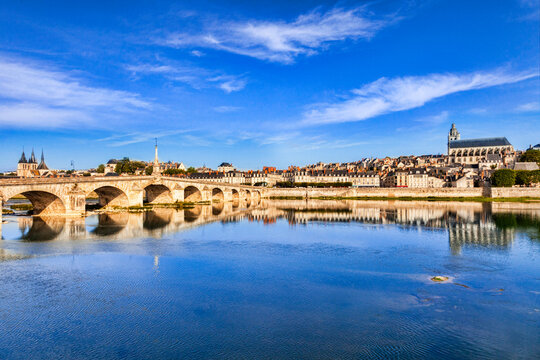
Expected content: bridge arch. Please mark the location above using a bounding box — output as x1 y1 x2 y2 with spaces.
184 185 202 202
231 189 239 201
212 188 224 202
252 190 261 202
144 184 173 204
88 185 129 208
244 189 252 201
6 190 66 216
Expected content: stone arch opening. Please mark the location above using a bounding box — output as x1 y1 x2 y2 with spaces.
244 190 252 201
90 186 129 209
144 184 173 204
184 186 202 202
7 191 66 216
231 189 239 201
212 188 224 202
252 190 261 202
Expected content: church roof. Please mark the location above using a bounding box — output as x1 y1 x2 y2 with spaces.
38 150 48 170
449 137 511 149
29 149 37 163
18 150 27 163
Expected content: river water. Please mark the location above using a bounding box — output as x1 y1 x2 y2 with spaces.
0 199 539 359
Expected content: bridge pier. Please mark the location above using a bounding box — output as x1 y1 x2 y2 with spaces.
64 189 86 216
127 189 144 208
171 188 184 202
201 188 212 202
223 190 232 202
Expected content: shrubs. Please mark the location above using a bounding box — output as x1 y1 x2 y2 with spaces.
520 149 540 165
491 169 540 187
491 169 517 187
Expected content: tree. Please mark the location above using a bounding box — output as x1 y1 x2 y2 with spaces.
114 158 146 174
187 166 197 174
145 166 153 175
491 169 516 187
520 149 540 165
96 164 105 173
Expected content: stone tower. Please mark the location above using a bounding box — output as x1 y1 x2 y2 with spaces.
448 123 460 154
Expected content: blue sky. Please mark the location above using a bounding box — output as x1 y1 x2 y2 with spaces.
0 0 538 171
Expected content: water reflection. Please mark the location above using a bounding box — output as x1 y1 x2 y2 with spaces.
2 200 539 252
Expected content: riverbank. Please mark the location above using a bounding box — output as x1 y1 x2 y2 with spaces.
266 186 540 202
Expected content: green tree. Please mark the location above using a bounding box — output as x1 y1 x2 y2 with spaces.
187 167 197 174
114 158 147 174
96 164 105 173
520 149 540 165
491 169 516 187
145 166 153 175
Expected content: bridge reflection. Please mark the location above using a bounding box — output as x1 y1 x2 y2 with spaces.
2 200 539 254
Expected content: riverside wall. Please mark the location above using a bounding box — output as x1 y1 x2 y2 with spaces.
266 187 540 199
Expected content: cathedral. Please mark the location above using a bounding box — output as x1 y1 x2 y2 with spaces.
447 124 514 164
17 149 49 177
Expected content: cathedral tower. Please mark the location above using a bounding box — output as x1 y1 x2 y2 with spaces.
448 123 461 154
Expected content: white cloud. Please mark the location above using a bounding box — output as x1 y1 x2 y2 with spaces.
214 106 242 113
98 129 193 147
0 57 150 128
127 62 246 93
161 6 393 63
0 58 150 110
302 69 538 125
190 50 205 57
414 111 449 125
208 75 247 93
515 101 540 112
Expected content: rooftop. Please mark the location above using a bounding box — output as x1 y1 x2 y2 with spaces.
449 137 511 149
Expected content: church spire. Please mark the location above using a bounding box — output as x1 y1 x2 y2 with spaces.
38 149 48 170
18 148 27 163
29 148 37 163
153 138 161 175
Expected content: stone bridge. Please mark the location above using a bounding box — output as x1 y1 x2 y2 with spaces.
0 176 266 218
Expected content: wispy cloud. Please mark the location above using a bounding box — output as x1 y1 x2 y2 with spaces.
98 129 193 147
213 105 242 113
302 69 538 126
515 101 540 112
160 6 395 64
414 111 449 125
0 56 150 128
126 61 246 92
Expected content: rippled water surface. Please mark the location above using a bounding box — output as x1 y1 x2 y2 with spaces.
1 200 539 359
